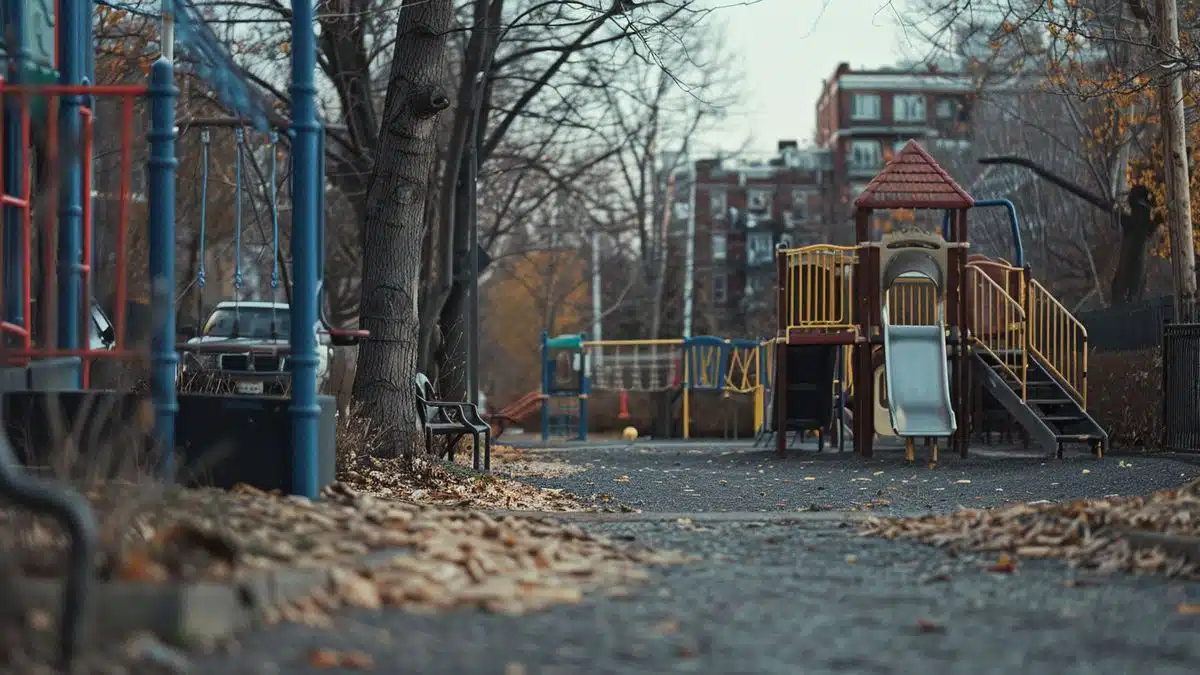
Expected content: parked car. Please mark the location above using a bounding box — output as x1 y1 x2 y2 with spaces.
180 301 332 394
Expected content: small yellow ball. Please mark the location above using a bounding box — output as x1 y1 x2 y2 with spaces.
621 426 638 441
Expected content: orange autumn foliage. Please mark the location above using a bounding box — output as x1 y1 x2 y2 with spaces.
482 250 590 405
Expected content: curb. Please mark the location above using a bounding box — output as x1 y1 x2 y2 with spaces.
17 547 410 649
488 510 869 524
1121 530 1200 562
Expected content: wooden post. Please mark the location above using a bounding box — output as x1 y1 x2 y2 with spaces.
956 209 971 457
854 209 875 458
1157 0 1197 317
774 339 787 456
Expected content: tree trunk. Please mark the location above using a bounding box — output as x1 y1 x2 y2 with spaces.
1157 0 1197 317
352 0 453 457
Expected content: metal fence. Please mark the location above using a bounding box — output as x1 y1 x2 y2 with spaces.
1077 296 1174 351
1162 322 1200 453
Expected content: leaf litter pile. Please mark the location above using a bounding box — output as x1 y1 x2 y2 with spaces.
860 476 1200 578
3 480 697 672
452 443 586 479
338 445 584 510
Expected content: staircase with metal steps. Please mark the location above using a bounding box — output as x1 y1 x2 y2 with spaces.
972 348 1108 458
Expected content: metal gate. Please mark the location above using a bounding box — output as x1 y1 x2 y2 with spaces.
1162 323 1200 452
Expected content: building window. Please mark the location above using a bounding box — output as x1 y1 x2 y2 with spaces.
709 188 727 216
893 94 926 123
935 98 956 120
851 93 881 121
747 188 771 212
713 272 727 305
712 232 727 261
747 232 774 265
790 189 810 222
849 140 883 172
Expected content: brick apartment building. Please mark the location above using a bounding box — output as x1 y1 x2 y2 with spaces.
680 62 978 333
814 62 975 235
685 142 830 336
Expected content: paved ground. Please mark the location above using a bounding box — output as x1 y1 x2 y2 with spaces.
190 441 1200 675
507 438 1200 516
196 518 1200 675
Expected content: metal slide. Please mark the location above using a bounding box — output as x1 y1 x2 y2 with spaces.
879 240 957 438
882 323 956 437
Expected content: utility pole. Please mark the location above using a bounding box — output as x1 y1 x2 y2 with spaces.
1157 0 1197 317
590 229 602 361
682 158 697 338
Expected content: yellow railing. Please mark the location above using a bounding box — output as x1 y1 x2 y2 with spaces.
1026 279 1088 407
966 265 1027 400
779 245 858 331
886 277 938 326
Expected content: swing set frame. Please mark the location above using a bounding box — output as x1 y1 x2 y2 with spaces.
173 117 366 394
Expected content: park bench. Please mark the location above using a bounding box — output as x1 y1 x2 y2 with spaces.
414 373 491 472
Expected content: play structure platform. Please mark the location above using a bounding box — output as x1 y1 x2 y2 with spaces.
772 141 1107 461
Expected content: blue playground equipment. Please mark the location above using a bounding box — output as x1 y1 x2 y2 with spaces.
539 332 773 441
0 0 342 662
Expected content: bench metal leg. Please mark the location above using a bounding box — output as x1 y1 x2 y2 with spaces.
483 431 491 472
0 434 96 669
424 428 433 458
470 432 481 471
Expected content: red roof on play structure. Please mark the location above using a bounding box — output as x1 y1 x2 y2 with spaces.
853 140 974 210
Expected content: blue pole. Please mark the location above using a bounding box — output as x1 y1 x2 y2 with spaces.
289 0 321 498
56 0 85 365
148 6 178 474
317 126 326 287
83 3 95 287
540 331 549 441
973 199 1026 266
3 0 28 326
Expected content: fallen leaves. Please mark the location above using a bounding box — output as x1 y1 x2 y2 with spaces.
310 648 375 670
339 447 585 512
915 618 945 633
860 477 1200 579
452 444 586 479
988 554 1018 574
1178 604 1200 615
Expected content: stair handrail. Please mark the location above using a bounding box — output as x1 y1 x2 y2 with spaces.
966 266 1028 400
1025 279 1089 408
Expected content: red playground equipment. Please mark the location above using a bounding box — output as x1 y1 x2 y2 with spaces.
772 141 1107 462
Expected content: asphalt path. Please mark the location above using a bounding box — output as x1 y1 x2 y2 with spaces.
189 441 1200 675
194 518 1200 675
509 439 1200 516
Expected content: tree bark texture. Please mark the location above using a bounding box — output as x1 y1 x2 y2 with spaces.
1157 0 1197 316
352 0 453 457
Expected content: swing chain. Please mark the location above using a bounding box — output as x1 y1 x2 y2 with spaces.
269 131 280 290
197 128 211 289
233 127 245 291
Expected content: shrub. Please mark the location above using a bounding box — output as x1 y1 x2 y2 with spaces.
1087 347 1162 450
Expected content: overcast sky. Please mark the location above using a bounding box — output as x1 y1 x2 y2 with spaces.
695 0 929 157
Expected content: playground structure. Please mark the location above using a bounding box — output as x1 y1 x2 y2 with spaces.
0 0 352 664
772 141 1107 461
536 332 773 441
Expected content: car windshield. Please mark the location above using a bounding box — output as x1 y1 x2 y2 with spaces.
203 307 290 339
